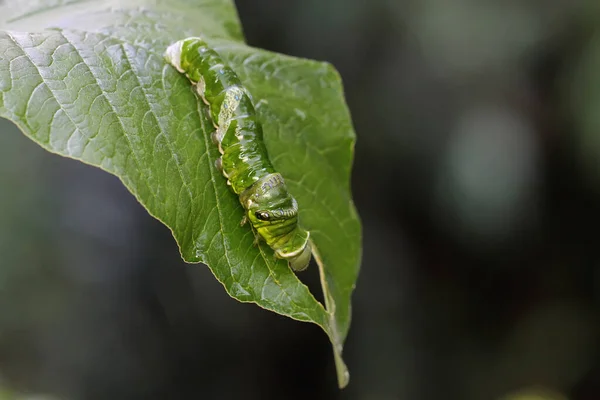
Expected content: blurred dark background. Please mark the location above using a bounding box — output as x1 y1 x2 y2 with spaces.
2 0 600 399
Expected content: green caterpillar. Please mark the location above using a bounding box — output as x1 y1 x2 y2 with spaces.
164 37 312 271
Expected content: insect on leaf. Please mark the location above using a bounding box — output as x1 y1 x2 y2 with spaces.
0 0 361 388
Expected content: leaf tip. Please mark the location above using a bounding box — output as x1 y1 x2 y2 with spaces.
334 351 350 389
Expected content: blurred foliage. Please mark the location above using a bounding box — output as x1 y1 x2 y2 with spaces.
500 387 569 400
2 0 600 399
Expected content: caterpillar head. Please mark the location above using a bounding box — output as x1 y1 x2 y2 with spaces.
240 173 311 271
248 207 312 271
285 237 312 272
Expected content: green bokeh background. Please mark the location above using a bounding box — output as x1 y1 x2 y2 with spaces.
2 0 600 399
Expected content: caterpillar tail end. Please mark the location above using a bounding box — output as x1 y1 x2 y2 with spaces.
164 41 184 73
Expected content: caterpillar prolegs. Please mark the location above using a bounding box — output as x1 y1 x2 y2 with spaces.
164 37 312 272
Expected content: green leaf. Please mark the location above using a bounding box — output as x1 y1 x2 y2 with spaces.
0 0 360 387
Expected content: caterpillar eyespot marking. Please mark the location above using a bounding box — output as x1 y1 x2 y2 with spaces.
164 37 312 272
256 211 270 221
